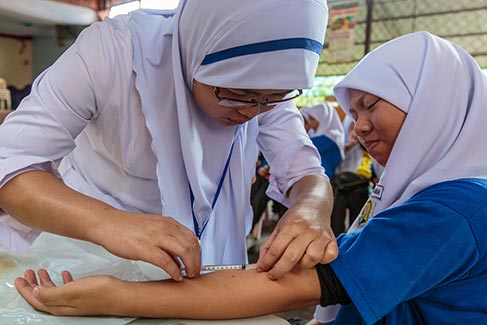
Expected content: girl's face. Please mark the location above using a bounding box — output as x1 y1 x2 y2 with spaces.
192 80 287 126
348 89 406 166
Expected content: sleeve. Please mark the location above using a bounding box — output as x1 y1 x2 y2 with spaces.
0 221 40 253
0 20 119 186
330 198 480 324
256 103 327 206
315 263 351 306
314 304 341 323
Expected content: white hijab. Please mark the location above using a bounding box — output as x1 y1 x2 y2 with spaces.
301 103 345 158
129 0 328 264
334 31 487 216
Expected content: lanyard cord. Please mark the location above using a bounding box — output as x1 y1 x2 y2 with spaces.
190 140 236 239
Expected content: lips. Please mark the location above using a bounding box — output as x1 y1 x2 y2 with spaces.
230 116 253 124
223 117 249 125
363 140 378 152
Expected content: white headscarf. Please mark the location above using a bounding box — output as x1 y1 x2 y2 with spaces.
129 0 328 264
334 31 487 216
342 115 353 144
338 115 364 174
300 102 345 158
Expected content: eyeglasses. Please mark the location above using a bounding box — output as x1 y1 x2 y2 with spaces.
214 87 302 108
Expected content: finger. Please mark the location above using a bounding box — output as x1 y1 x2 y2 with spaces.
267 237 308 280
319 240 339 264
257 229 296 272
145 249 184 281
178 251 201 279
255 230 278 268
37 269 56 287
299 239 329 269
62 271 74 284
166 234 201 278
146 229 201 278
23 269 38 287
34 281 83 307
14 278 49 313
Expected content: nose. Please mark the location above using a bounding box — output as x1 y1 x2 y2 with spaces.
353 116 372 137
237 104 262 118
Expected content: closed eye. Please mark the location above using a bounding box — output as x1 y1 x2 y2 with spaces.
227 89 251 97
367 98 381 110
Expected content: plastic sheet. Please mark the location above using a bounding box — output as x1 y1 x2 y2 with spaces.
0 233 159 325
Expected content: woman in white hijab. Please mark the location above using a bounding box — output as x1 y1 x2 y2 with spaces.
0 0 337 282
15 31 487 323
300 103 345 178
310 31 487 324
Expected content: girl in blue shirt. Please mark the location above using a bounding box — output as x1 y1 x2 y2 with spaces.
15 31 487 324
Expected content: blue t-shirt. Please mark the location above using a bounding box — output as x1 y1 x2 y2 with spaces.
310 135 342 178
331 178 487 324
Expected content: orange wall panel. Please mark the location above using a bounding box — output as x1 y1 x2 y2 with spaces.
51 0 99 11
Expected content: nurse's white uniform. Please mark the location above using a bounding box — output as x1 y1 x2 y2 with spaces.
0 0 329 267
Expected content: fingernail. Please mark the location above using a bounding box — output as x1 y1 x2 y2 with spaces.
33 287 39 297
268 273 276 281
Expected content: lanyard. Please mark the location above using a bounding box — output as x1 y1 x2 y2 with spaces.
190 140 235 239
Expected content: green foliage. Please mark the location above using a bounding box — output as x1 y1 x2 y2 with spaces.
295 75 345 107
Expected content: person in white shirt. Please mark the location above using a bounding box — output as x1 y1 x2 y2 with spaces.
0 0 336 282
301 102 345 178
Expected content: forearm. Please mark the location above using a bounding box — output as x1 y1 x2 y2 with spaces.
0 170 122 244
288 174 333 222
116 267 321 319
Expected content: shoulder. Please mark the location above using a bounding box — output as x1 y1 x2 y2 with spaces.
70 17 134 108
408 178 487 221
415 178 487 195
75 16 132 60
363 178 487 238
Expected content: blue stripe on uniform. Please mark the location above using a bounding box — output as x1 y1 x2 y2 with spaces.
201 37 323 65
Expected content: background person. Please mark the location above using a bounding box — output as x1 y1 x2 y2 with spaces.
301 102 345 179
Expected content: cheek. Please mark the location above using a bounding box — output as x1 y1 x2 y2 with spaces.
385 117 405 144
194 93 226 118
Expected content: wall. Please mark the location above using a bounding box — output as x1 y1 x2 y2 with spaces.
0 36 32 89
317 0 487 76
32 34 74 79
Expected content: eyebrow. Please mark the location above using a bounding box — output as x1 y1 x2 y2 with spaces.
349 92 377 110
350 92 367 106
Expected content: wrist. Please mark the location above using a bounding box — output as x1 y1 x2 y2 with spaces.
88 209 127 247
102 278 136 316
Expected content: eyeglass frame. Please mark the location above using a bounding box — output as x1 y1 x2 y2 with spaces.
214 87 303 107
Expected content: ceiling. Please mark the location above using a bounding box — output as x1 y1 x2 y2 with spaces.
0 0 99 37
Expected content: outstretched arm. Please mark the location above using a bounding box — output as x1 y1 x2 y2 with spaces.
15 267 321 319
